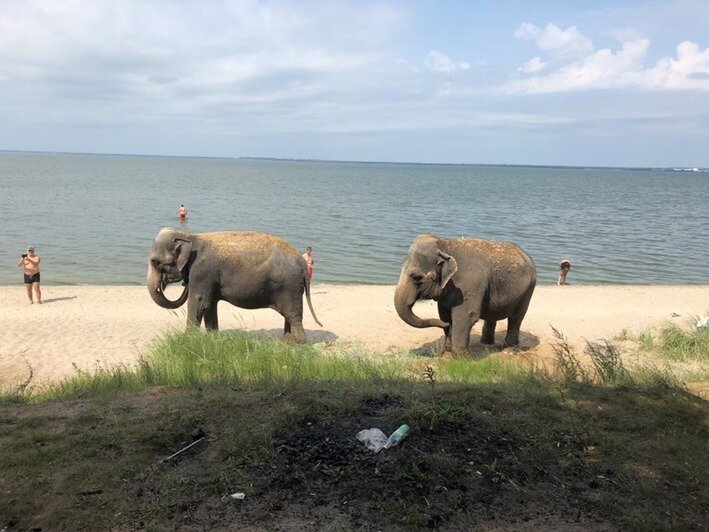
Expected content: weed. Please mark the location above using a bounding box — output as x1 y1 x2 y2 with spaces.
585 339 626 383
550 326 588 382
658 322 709 362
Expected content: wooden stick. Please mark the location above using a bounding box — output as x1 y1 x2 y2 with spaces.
160 437 205 463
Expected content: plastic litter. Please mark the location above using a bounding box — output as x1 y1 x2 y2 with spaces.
384 424 410 449
357 424 410 453
697 315 709 329
230 493 246 500
356 428 388 453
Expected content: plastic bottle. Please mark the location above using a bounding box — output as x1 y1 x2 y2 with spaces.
383 424 410 449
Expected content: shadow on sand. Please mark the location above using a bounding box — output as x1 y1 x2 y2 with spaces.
411 330 540 357
222 328 339 344
40 296 78 304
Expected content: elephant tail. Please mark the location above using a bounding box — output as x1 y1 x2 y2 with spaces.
304 273 323 327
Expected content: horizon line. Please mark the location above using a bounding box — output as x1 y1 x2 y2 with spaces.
0 149 705 172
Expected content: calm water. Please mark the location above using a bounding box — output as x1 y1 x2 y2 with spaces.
1 152 707 286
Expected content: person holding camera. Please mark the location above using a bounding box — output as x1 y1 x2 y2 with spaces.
17 246 41 304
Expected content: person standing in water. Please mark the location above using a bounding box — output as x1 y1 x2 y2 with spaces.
302 246 314 279
177 204 188 220
18 246 42 304
558 259 572 286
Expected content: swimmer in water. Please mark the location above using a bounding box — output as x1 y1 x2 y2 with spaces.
177 204 187 220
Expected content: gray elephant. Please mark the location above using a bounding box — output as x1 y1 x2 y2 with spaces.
147 228 321 343
394 235 536 355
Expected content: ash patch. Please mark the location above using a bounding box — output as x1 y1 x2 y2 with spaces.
273 416 376 489
359 394 405 416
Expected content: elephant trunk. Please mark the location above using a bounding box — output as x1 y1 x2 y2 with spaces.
147 262 189 309
394 281 448 329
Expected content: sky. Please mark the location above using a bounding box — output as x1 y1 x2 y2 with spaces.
1 0 708 167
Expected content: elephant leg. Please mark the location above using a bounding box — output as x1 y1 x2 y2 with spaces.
187 292 214 329
481 320 496 345
277 292 306 344
186 294 204 328
204 302 219 330
450 306 478 356
437 301 452 354
504 287 534 347
288 319 307 344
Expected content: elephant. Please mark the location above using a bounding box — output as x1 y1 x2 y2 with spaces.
394 235 536 355
147 228 322 343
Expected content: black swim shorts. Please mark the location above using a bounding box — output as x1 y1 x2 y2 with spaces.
23 272 40 284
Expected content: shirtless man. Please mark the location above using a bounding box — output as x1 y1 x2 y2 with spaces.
18 246 42 304
177 204 188 220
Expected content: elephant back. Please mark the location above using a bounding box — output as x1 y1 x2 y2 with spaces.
452 238 530 268
199 231 299 262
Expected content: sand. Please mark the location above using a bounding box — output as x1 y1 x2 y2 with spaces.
1 284 707 387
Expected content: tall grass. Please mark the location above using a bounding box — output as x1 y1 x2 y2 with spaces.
4 321 703 404
26 329 416 401
2 330 532 403
658 322 709 362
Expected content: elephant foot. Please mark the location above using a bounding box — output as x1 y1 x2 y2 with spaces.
480 337 495 345
283 332 306 345
445 348 470 359
502 339 520 349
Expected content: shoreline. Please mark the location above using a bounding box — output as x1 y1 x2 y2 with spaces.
1 281 707 287
1 284 707 386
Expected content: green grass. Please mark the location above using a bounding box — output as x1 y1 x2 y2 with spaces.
0 327 707 530
657 322 709 362
613 319 709 382
2 329 417 403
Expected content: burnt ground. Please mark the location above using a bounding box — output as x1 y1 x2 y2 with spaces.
2 384 706 531
242 395 612 530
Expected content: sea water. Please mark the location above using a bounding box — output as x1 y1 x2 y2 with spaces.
1 151 706 285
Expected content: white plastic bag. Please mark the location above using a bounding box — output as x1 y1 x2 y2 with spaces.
356 428 388 453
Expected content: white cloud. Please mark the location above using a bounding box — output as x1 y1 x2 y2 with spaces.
515 23 593 56
639 40 709 90
510 21 709 93
0 0 408 107
518 57 545 73
424 50 470 72
509 39 648 93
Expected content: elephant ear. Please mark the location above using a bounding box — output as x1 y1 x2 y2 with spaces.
437 250 458 289
175 239 193 272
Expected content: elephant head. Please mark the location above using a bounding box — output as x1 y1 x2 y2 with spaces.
147 228 191 309
394 237 458 329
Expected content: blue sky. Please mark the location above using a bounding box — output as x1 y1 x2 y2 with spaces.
1 0 707 166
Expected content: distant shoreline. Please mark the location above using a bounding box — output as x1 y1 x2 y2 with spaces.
2 149 706 172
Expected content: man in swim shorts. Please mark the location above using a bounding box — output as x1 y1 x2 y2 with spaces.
18 246 42 304
177 204 187 220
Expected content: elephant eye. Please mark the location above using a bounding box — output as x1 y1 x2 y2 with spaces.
411 273 424 284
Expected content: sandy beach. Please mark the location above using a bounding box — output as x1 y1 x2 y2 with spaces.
1 284 707 387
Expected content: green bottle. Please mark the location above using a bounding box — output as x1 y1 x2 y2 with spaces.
384 424 410 449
